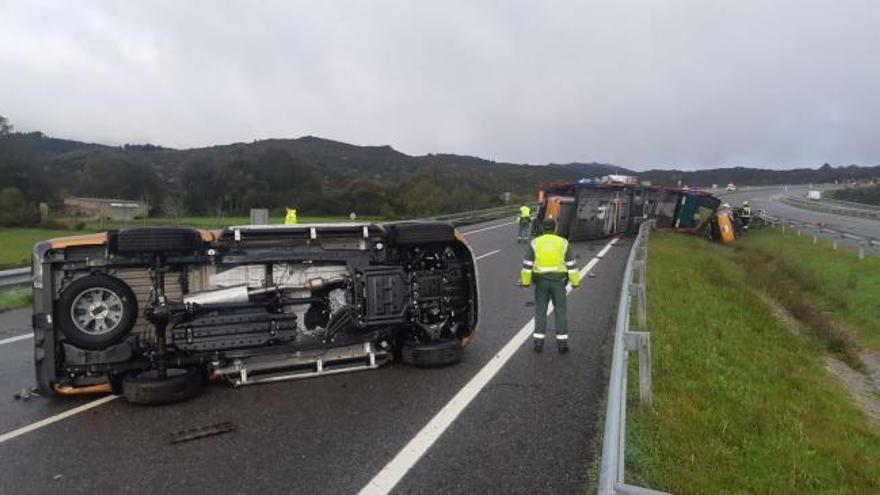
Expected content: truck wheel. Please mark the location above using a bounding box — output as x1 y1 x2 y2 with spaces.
388 223 456 244
112 227 202 254
401 339 463 367
57 275 137 350
123 368 204 405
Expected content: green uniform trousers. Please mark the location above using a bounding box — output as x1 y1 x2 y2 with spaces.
534 275 568 336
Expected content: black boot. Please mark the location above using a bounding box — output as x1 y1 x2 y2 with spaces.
558 340 569 353
533 339 544 353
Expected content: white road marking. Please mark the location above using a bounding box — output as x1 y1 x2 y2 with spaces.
595 239 617 259
474 249 501 261
0 333 33 346
0 395 119 445
461 221 515 236
359 237 620 495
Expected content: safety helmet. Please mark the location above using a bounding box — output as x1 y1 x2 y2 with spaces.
743 201 749 206
541 216 557 232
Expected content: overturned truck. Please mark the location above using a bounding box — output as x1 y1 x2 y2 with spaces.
31 223 478 405
535 180 721 240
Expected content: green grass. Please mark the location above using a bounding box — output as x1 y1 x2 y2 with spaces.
741 229 880 350
0 215 386 269
0 288 32 312
626 231 880 494
0 228 93 269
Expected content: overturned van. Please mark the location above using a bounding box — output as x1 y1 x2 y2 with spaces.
31 222 479 405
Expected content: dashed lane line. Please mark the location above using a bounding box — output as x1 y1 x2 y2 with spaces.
474 249 501 261
358 237 620 495
0 333 32 347
0 395 119 445
461 221 515 236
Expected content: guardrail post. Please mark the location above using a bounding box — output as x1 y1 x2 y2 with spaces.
859 244 865 260
833 240 838 250
625 331 653 406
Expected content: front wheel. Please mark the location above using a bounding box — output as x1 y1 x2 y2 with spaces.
122 368 205 405
401 339 463 367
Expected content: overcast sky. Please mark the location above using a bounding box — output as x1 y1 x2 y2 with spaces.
1 1 878 169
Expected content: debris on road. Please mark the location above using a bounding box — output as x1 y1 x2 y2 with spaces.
13 386 40 401
168 421 237 444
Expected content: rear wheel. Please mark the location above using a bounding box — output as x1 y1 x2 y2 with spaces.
57 275 137 350
111 227 202 254
387 223 456 244
122 368 204 405
401 339 463 367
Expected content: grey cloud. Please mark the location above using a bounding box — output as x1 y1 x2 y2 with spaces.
1 0 878 169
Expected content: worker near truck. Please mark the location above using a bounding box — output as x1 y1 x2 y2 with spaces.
517 204 532 243
520 217 580 353
740 201 752 229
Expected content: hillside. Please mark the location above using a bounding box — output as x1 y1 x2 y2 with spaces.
0 132 623 220
1 127 878 223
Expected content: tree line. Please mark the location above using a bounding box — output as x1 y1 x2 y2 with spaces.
0 116 593 226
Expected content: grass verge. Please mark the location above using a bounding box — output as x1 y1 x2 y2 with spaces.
0 228 88 269
0 288 32 312
626 231 880 494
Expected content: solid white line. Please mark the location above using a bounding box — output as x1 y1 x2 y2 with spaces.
474 249 501 261
358 236 620 495
0 333 33 346
461 221 515 236
0 395 119 445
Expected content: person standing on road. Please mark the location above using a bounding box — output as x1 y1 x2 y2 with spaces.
520 217 581 353
517 204 532 243
285 207 298 225
740 201 752 230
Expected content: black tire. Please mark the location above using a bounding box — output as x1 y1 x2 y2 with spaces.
123 368 204 405
57 274 137 350
111 227 202 254
401 339 463 367
387 222 456 245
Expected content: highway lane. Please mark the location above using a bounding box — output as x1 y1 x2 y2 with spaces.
721 186 880 239
0 218 631 494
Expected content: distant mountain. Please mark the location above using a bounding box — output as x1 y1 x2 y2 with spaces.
2 129 878 222
0 132 620 218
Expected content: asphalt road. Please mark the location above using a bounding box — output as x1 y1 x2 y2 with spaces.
0 218 632 495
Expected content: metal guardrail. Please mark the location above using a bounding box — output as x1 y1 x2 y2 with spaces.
598 220 667 495
819 196 880 212
780 196 880 219
756 211 880 256
0 268 31 290
416 204 525 227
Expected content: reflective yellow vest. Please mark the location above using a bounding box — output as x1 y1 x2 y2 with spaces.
741 206 752 218
285 208 298 225
520 234 581 287
519 205 531 219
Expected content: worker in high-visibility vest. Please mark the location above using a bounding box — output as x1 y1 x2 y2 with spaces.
740 201 752 230
284 207 298 225
520 217 580 353
517 204 532 243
